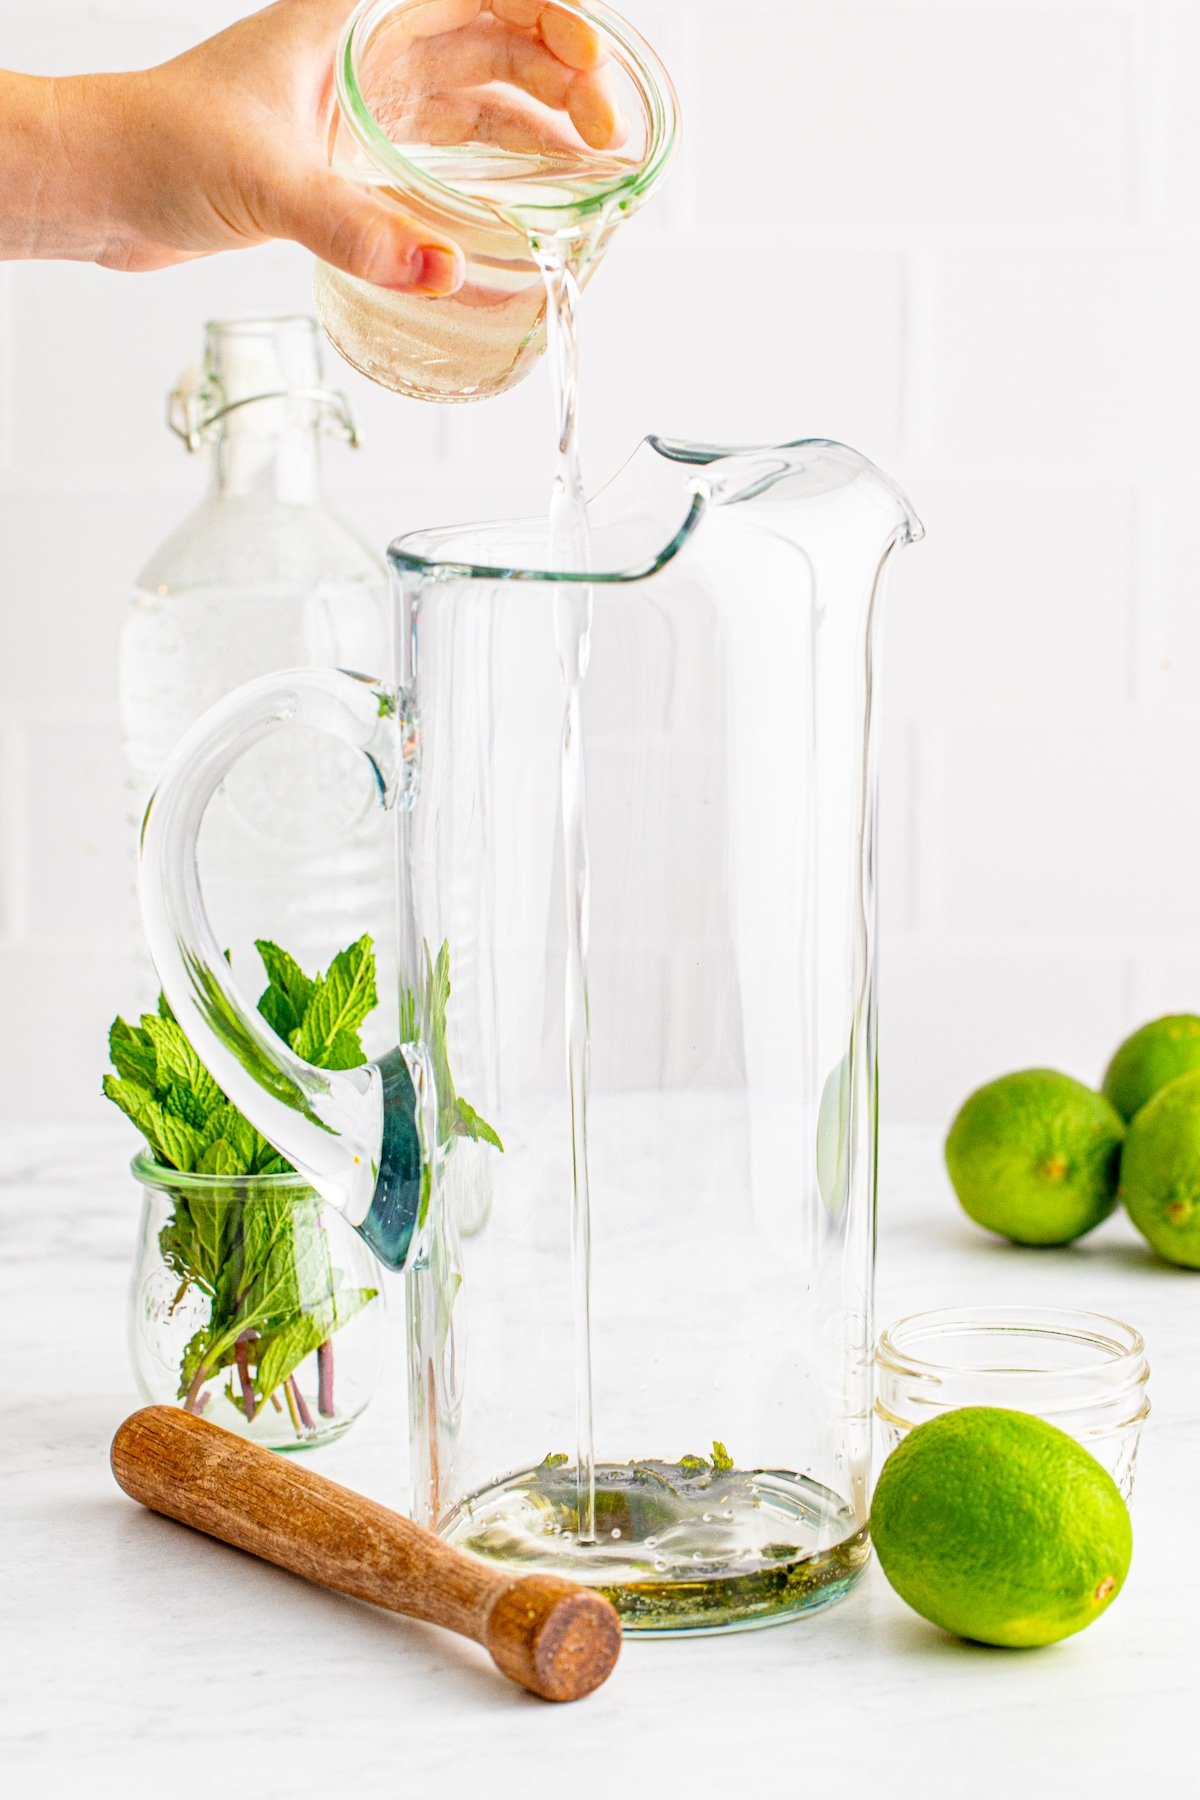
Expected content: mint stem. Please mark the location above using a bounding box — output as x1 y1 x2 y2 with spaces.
183 1360 209 1413
235 1331 258 1421
317 1340 335 1417
290 1375 315 1432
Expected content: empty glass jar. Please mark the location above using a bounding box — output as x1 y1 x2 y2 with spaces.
875 1306 1150 1499
314 0 678 399
129 1155 389 1452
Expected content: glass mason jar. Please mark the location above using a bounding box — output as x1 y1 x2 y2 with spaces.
129 1155 389 1452
137 435 923 1630
875 1306 1150 1500
314 0 678 400
122 315 394 1032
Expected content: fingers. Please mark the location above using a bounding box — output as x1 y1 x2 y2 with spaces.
295 0 607 74
536 4 606 73
391 16 626 148
273 166 465 292
400 1 611 86
404 0 484 36
490 0 543 27
397 85 589 153
565 68 624 148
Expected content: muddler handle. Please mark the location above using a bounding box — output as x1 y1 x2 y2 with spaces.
111 1406 621 1703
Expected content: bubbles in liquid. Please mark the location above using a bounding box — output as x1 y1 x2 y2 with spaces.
441 1459 870 1631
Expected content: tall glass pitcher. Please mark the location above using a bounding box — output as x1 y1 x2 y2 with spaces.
139 437 922 1633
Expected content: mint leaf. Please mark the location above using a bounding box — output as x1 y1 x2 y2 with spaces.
319 1028 368 1072
255 940 315 1022
240 1189 295 1297
254 1314 325 1402
198 1104 259 1175
102 1075 167 1161
108 1018 157 1088
255 1285 376 1401
196 1138 242 1178
290 935 376 1065
102 1076 206 1172
157 1110 208 1174
426 939 452 1036
186 1191 232 1289
254 1150 292 1177
257 984 299 1044
142 1013 222 1119
453 1096 504 1152
408 939 503 1156
161 1079 212 1132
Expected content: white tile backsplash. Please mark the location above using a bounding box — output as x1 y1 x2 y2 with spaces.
887 481 1137 711
3 0 1199 1125
693 7 1136 233
21 719 128 945
928 247 1200 478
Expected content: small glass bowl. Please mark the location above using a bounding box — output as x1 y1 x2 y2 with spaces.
875 1306 1150 1499
314 0 679 401
129 1155 389 1452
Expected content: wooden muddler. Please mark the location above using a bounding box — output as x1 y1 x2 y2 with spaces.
111 1406 621 1703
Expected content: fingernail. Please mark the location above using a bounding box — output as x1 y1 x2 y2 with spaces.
409 244 465 296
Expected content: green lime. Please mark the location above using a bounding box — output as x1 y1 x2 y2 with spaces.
945 1069 1123 1246
1119 1067 1200 1267
871 1407 1132 1648
1102 1014 1200 1121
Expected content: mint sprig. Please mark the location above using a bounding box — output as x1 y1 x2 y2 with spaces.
104 936 381 1433
416 940 504 1153
106 933 502 1435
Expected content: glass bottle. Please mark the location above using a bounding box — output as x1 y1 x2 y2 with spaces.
120 316 395 1041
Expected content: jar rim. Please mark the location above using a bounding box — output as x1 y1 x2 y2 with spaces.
876 1304 1147 1382
131 1151 312 1196
336 0 681 232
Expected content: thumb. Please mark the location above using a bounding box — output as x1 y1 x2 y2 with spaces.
271 167 465 293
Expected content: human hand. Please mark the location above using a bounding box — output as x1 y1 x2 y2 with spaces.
0 0 626 287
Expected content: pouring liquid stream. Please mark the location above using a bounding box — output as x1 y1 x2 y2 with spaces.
533 241 598 1548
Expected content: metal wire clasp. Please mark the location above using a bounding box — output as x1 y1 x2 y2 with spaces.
167 378 361 453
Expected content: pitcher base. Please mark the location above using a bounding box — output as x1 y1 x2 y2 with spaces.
439 1459 870 1634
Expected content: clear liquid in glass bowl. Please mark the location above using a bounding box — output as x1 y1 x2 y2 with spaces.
313 0 679 400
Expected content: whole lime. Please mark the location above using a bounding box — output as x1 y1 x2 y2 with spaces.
871 1407 1132 1647
1102 1014 1200 1121
945 1070 1123 1246
1119 1067 1200 1267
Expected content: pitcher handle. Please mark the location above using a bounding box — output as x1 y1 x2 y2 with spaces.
137 667 434 1272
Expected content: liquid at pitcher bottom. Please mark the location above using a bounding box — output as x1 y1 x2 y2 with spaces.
439 1457 870 1634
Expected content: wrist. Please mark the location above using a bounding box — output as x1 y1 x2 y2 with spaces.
0 69 145 264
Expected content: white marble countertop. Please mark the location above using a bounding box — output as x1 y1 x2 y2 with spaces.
3 1122 1194 1797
